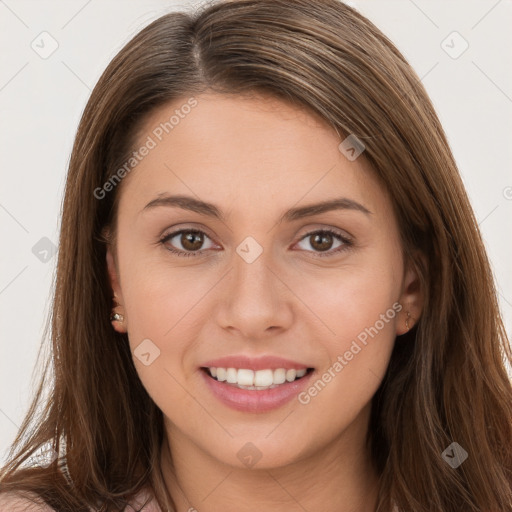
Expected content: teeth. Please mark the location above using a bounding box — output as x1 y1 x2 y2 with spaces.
254 369 273 387
237 369 255 386
226 368 237 383
286 369 296 382
206 367 309 388
216 368 227 382
273 368 286 384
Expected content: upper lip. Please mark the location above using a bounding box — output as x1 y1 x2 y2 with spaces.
200 355 313 371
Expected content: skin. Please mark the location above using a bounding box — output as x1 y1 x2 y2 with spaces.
106 92 423 512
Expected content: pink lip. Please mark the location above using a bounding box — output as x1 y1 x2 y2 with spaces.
200 368 314 413
200 355 311 371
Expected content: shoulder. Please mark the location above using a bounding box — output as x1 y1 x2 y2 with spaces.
0 492 55 511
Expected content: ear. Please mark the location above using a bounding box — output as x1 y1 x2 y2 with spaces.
106 246 122 299
106 245 128 333
396 254 424 336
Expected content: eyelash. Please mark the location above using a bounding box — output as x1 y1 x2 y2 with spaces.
159 228 353 258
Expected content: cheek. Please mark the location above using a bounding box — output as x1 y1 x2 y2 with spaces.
119 230 213 341
124 267 203 339
119 257 226 409
294 265 399 422
296 255 400 341
122 272 201 424
293 256 399 391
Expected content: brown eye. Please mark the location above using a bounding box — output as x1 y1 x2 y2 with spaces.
296 229 352 257
160 228 352 258
160 229 215 257
310 232 335 252
180 231 204 251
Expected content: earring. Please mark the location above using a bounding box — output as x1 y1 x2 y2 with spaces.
405 311 414 331
110 311 124 322
110 293 124 323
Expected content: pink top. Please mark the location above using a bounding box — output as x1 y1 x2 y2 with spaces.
125 487 162 511
0 487 162 511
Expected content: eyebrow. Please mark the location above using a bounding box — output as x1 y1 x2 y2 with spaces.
141 194 372 222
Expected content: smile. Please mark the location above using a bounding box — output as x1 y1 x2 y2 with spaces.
200 365 315 413
203 367 311 390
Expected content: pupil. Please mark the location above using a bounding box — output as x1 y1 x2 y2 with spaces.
183 232 203 250
312 233 332 251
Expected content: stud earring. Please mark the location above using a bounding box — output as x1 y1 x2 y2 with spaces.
110 311 124 322
405 311 414 331
110 293 124 323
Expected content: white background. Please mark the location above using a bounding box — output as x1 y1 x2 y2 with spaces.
1 0 511 462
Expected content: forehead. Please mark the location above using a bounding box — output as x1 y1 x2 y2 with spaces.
116 92 389 221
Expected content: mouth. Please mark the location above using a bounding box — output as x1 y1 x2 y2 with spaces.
200 366 315 391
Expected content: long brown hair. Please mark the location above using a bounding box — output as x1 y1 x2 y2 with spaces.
1 1 511 510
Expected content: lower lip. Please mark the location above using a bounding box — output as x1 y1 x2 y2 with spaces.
200 369 314 413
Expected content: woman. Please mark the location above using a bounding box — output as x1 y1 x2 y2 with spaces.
1 0 511 511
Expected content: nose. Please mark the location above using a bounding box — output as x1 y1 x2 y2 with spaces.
216 244 293 340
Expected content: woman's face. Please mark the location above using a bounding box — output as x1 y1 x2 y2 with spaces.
107 92 421 469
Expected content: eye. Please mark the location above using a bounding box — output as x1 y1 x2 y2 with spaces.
160 229 217 257
295 229 353 257
160 228 353 258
